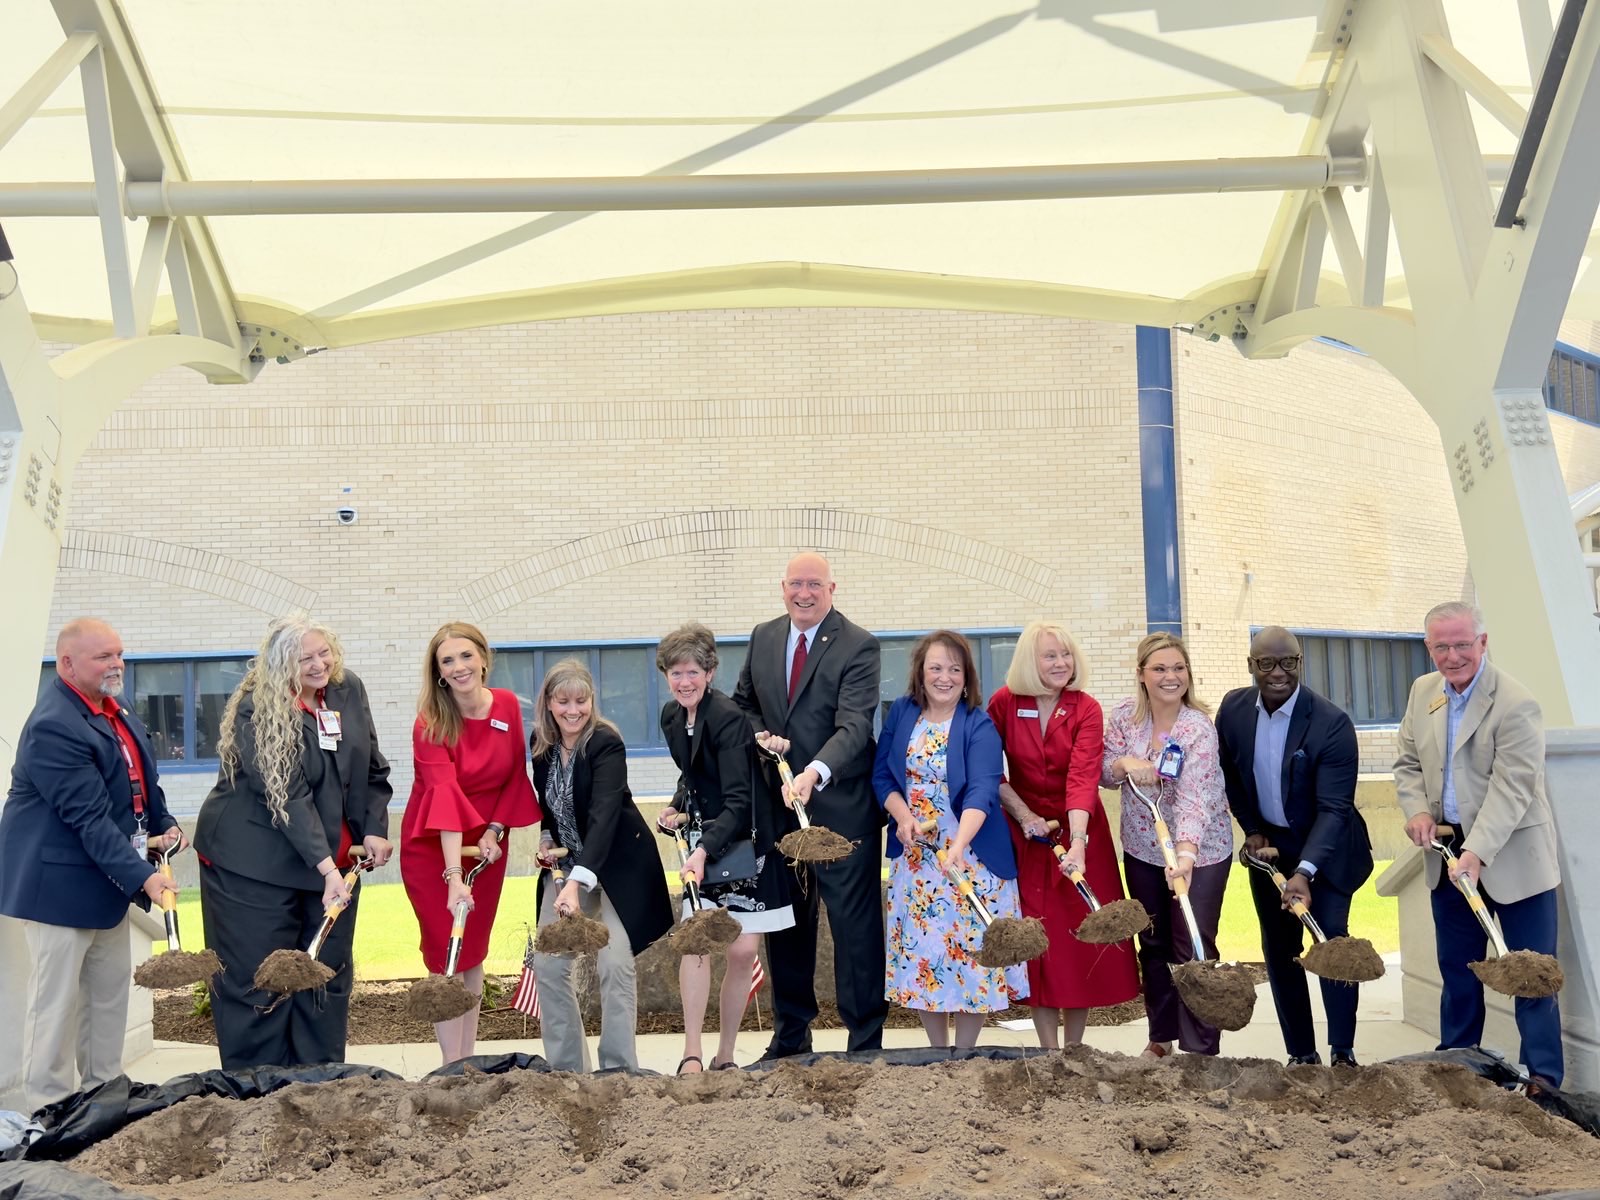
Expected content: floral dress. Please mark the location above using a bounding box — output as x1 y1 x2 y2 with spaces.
885 717 1028 1013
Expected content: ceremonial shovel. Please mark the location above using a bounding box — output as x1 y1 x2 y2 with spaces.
406 847 489 1021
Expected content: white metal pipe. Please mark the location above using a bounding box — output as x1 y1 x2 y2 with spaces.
0 155 1369 217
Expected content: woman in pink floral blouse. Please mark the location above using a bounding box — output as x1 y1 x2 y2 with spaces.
1102 632 1233 1058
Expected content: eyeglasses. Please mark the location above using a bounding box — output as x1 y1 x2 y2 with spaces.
1249 656 1300 673
1428 641 1480 656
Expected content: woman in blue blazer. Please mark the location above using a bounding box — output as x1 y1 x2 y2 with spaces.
876 630 1026 1050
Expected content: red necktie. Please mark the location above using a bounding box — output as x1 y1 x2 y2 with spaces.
788 633 808 701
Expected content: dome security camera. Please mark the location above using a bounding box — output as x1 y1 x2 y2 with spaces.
336 507 358 525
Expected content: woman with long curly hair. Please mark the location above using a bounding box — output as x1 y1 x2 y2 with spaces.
400 621 540 1066
194 614 393 1069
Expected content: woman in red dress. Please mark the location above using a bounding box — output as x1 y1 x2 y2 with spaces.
401 621 540 1065
988 620 1139 1048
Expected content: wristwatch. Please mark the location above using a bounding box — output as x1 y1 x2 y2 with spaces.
1069 832 1089 845
487 822 506 843
1292 866 1314 882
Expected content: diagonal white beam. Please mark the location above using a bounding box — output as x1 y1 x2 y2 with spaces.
1319 188 1366 303
130 216 171 334
75 45 134 339
1420 32 1530 136
1360 158 1391 308
0 31 96 153
163 230 199 337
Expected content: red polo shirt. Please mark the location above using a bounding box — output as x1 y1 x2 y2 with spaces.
61 677 150 817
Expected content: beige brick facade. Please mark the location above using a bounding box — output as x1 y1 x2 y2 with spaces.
43 310 1600 808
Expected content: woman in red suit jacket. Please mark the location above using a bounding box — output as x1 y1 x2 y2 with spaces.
988 620 1139 1048
401 622 540 1065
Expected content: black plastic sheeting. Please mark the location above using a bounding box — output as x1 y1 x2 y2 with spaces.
0 1160 157 1200
1386 1046 1600 1138
11 1063 401 1163
421 1052 552 1078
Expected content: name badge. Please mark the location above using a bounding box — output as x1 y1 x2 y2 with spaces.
317 709 342 737
131 830 148 859
318 734 338 751
1427 694 1448 714
1156 741 1186 780
1017 708 1039 718
490 718 510 732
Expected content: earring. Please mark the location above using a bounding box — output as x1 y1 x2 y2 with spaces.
437 676 448 688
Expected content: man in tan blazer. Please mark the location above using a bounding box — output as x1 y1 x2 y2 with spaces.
1394 601 1563 1090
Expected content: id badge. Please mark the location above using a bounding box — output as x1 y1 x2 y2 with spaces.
316 709 342 738
131 825 148 859
1156 741 1186 780
318 733 338 752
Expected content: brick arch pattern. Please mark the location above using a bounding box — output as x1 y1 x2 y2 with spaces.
462 508 1054 617
59 530 318 614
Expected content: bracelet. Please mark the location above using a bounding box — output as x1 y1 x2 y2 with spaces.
441 866 463 880
487 823 506 842
1175 850 1197 862
1070 832 1089 845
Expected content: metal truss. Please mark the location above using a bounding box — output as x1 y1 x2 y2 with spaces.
1218 0 1600 729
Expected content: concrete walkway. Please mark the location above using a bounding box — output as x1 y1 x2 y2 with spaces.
126 953 1435 1081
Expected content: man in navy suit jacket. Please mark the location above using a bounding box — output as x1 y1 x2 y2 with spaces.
0 619 181 1111
1216 626 1373 1067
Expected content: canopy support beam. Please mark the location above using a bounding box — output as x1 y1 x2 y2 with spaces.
1239 0 1600 1090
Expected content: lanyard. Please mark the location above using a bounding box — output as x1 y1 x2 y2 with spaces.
109 717 145 818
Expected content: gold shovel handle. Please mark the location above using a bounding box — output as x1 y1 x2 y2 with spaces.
770 754 812 830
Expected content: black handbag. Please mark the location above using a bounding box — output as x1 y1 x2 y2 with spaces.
704 838 759 884
686 785 760 884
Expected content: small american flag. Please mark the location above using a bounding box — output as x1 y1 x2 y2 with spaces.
511 930 540 1018
747 953 765 1005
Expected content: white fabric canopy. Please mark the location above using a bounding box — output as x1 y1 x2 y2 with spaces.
0 1 1587 351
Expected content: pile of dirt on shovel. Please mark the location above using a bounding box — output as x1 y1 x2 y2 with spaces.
69 1049 1600 1200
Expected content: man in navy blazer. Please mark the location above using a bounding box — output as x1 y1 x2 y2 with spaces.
0 619 181 1111
1215 626 1373 1067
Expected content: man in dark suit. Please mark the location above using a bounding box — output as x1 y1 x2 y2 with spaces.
1216 625 1372 1067
0 618 181 1111
734 552 884 1055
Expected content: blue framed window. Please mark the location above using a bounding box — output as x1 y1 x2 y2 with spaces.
1546 342 1600 426
494 629 1020 751
37 655 250 767
1295 632 1429 726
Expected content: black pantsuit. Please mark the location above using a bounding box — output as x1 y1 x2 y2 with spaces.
193 670 390 1070
200 860 360 1069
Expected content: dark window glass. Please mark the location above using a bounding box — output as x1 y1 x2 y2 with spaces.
599 645 651 746
713 641 749 696
1297 632 1429 725
195 659 249 758
131 661 186 761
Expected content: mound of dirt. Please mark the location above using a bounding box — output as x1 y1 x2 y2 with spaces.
67 1051 1600 1199
1301 937 1386 983
776 826 856 864
668 908 741 956
535 913 611 956
134 949 222 989
1170 961 1258 1031
1471 950 1565 999
253 949 333 995
975 916 1048 967
406 975 478 1022
1076 898 1151 944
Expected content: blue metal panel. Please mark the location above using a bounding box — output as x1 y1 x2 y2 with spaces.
1136 326 1182 636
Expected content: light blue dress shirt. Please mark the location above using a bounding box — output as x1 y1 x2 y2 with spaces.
1441 658 1487 825
1253 687 1317 876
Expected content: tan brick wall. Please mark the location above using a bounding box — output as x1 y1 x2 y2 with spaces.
44 311 1600 805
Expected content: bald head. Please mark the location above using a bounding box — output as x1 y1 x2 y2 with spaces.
1247 625 1301 711
56 618 125 699
782 552 836 631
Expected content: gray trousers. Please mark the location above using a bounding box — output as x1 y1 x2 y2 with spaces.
21 915 132 1113
533 882 637 1072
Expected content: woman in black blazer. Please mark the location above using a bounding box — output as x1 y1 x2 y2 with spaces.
193 614 392 1070
532 659 673 1072
656 623 793 1074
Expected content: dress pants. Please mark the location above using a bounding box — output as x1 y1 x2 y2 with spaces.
21 915 132 1113
534 881 638 1072
1124 854 1230 1055
1246 864 1358 1058
765 833 888 1054
1431 875 1563 1086
199 860 359 1070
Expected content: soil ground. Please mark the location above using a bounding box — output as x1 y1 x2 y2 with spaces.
67 1048 1600 1200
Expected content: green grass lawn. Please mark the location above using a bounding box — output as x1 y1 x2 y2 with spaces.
173 861 1398 981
